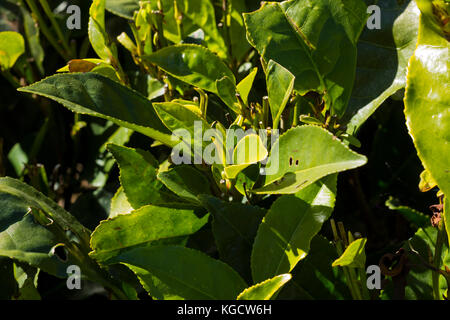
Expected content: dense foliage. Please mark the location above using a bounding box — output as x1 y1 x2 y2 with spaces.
0 0 448 300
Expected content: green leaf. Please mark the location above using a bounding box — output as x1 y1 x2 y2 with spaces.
17 73 175 147
332 238 367 269
216 76 239 113
13 263 41 300
109 187 133 218
404 0 450 198
144 44 235 94
419 169 438 192
105 0 139 19
385 196 430 229
234 164 260 196
251 174 337 283
20 7 44 75
0 192 79 278
266 60 295 129
7 143 28 176
89 0 116 62
107 144 163 209
157 166 211 203
346 0 420 133
0 31 25 70
277 235 351 300
198 195 266 282
108 246 247 300
0 177 91 247
224 134 268 179
237 67 258 106
153 101 210 161
177 0 228 59
244 0 367 117
254 126 367 194
237 274 291 300
154 102 208 134
229 0 252 62
90 205 209 262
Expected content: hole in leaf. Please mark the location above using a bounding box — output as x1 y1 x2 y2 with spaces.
50 244 69 263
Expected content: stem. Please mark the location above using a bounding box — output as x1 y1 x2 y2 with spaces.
195 88 208 119
262 96 269 128
173 0 183 41
39 0 74 58
331 220 360 300
433 222 445 300
292 99 299 127
24 0 70 60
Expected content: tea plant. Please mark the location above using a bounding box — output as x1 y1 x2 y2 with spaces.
0 0 448 300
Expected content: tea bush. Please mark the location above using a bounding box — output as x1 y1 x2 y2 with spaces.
0 0 448 300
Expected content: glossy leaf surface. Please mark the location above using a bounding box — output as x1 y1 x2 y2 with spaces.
251 175 337 283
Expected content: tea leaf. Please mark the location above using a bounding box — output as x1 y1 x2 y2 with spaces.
237 274 291 300
346 0 420 133
176 0 228 59
90 206 209 262
109 187 133 218
89 0 116 63
198 195 266 282
229 0 252 62
419 169 438 192
237 67 258 106
404 0 450 198
251 174 337 283
0 192 79 278
144 44 235 94
107 144 163 209
0 178 91 247
266 60 295 129
244 0 367 117
0 31 25 70
153 101 210 161
20 8 44 75
18 73 175 147
254 126 367 194
332 238 367 269
157 166 211 203
216 76 239 113
224 134 268 179
108 246 247 300
105 0 139 19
